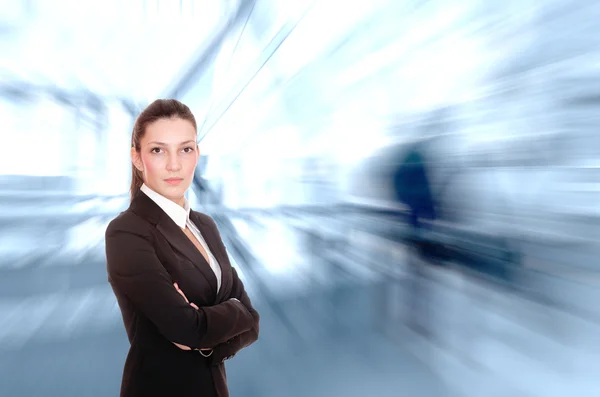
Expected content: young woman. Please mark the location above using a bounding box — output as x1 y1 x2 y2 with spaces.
105 99 259 397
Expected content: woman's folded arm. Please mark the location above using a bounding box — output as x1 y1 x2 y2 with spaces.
106 226 254 349
209 267 260 364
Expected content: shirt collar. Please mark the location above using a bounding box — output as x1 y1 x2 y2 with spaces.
140 183 190 228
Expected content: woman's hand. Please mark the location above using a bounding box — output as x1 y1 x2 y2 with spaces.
171 282 212 352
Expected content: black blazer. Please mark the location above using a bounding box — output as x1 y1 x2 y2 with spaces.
105 191 260 397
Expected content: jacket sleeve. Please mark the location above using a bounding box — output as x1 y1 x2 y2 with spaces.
105 223 255 349
210 266 260 365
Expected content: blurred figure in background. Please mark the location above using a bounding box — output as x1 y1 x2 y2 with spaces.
105 99 259 397
393 139 436 253
390 109 457 337
392 136 437 336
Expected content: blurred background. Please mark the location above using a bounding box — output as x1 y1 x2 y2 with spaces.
1 0 600 396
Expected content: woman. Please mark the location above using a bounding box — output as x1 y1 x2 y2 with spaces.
105 99 260 397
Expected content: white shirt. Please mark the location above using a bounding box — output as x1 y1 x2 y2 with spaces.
141 183 222 292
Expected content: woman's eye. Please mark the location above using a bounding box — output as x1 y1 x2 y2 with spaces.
182 147 194 153
151 147 162 154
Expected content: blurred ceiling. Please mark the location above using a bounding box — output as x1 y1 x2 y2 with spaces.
0 0 239 104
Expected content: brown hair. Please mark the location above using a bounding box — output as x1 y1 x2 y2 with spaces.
130 99 197 201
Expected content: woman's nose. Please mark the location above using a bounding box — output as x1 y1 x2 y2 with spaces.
166 154 182 171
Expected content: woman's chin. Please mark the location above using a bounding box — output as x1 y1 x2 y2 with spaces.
158 183 189 201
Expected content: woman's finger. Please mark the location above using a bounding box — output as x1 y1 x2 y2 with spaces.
180 292 189 303
172 341 191 351
174 283 197 310
174 283 190 303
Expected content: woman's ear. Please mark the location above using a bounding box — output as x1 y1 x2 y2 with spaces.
131 147 143 172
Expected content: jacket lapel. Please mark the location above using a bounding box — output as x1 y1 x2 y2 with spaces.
190 212 232 303
130 191 228 302
155 215 218 298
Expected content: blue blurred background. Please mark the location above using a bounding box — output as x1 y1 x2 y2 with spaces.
1 1 600 396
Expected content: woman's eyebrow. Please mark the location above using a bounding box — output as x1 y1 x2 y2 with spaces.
146 140 195 146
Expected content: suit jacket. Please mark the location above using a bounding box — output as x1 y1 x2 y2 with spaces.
105 190 260 397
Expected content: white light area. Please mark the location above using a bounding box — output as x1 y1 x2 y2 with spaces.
260 234 300 275
209 32 266 114
230 218 252 241
74 127 100 194
0 22 64 85
198 1 397 158
199 104 265 156
336 129 391 166
269 0 390 82
215 0 391 115
239 150 280 208
5 0 230 101
215 124 304 209
0 0 27 25
220 0 310 95
199 86 284 157
319 113 392 167
335 3 472 87
213 12 270 103
361 31 486 113
0 99 26 175
2 99 71 176
200 153 221 182
102 106 134 195
317 0 393 32
404 38 483 111
65 216 107 254
254 124 303 159
253 220 302 275
252 0 309 43
210 33 243 105
232 57 278 103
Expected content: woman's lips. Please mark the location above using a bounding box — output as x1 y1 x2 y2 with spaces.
164 178 183 185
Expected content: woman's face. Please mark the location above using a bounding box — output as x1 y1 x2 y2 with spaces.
132 117 199 206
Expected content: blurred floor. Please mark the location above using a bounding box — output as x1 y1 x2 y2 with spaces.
0 271 455 397
0 210 457 397
1 208 600 397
